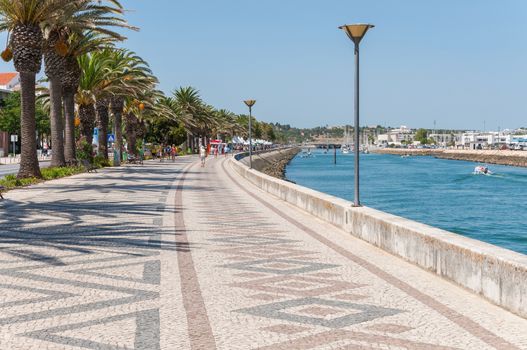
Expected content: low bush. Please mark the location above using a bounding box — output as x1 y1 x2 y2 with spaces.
93 155 111 168
0 166 85 191
0 174 38 190
41 166 84 180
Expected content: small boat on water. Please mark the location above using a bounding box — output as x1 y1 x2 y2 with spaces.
300 149 314 158
474 165 492 175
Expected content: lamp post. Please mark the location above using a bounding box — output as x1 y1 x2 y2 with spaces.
339 23 374 207
244 99 256 169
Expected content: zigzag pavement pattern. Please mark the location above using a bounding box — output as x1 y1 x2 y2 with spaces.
0 156 526 349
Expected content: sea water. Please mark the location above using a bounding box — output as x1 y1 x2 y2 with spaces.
286 150 527 255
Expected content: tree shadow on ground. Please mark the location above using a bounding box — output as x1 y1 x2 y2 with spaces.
0 163 213 266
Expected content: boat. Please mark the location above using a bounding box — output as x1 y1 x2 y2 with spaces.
341 126 351 154
300 149 314 158
474 165 492 175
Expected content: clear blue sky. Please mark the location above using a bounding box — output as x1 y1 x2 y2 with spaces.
1 0 526 130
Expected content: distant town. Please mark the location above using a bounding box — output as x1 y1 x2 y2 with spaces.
287 124 527 151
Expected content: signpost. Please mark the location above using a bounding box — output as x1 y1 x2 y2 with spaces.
108 134 117 164
93 128 99 146
10 135 18 157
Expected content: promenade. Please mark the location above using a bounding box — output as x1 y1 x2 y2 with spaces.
0 157 526 349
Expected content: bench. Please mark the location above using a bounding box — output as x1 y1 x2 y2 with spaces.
81 159 97 173
127 155 143 165
0 185 4 199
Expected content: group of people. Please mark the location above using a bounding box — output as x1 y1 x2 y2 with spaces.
199 144 231 167
149 142 238 167
154 144 179 162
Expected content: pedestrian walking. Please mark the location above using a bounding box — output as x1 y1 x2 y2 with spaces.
171 145 176 162
200 146 207 167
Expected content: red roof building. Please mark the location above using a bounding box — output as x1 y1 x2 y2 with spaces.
0 72 20 91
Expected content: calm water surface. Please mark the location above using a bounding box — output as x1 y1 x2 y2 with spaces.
286 150 527 255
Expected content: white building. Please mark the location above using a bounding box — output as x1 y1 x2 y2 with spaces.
376 126 414 146
429 133 461 147
459 131 514 149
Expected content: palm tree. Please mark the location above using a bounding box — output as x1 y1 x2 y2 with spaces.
104 49 154 165
42 0 128 167
95 97 111 159
173 87 207 151
124 86 162 157
213 109 238 140
76 50 112 146
61 31 114 163
0 0 71 178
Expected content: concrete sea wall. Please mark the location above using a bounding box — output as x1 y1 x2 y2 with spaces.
230 149 527 319
373 148 527 167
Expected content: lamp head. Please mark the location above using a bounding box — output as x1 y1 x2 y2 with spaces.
244 100 256 107
339 24 374 45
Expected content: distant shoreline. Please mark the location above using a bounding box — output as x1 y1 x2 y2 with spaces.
371 148 527 168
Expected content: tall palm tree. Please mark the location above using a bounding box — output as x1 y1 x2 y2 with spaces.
104 49 154 165
76 50 112 146
173 87 208 151
42 0 128 167
96 97 111 159
214 109 241 140
61 31 114 163
0 0 70 178
124 86 162 157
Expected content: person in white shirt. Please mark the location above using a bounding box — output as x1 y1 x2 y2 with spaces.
199 146 207 167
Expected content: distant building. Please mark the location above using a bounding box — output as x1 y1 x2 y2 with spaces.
429 133 461 147
459 131 513 149
376 125 415 146
0 72 20 91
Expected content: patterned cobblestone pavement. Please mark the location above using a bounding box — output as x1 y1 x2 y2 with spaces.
0 157 526 349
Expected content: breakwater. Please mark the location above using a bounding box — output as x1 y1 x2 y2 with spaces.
372 148 527 167
239 147 300 179
232 149 527 319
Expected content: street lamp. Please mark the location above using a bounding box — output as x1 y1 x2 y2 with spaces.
244 99 256 169
339 23 374 207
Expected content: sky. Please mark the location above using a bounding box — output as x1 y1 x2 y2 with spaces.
1 0 526 130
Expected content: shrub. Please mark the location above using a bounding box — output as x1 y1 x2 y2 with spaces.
41 166 84 180
93 155 111 168
76 140 94 162
0 175 38 189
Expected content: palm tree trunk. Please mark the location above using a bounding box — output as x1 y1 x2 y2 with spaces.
17 72 41 179
111 98 124 166
49 77 66 167
115 111 123 165
125 112 138 157
96 100 109 160
63 89 76 164
79 103 96 146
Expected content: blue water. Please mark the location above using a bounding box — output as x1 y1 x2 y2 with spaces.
286 150 527 255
